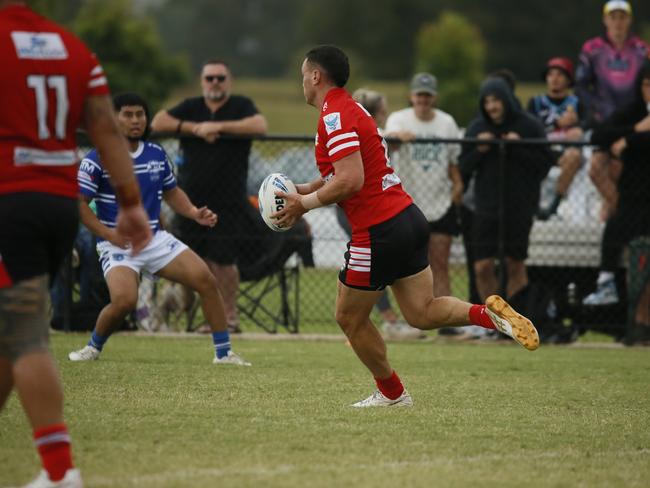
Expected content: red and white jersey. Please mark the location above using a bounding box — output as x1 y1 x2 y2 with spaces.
0 5 109 198
315 88 412 238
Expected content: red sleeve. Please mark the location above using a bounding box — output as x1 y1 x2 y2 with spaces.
320 104 361 162
85 51 109 98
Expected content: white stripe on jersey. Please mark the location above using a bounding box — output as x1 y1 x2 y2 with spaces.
348 265 371 272
90 65 104 76
326 131 358 148
88 76 107 88
350 252 370 261
78 182 97 193
329 140 360 156
349 259 371 266
96 192 116 200
350 246 371 254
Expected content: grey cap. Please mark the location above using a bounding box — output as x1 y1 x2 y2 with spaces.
410 72 437 95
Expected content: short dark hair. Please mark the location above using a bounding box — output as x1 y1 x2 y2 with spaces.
202 58 230 70
113 93 150 138
305 45 350 88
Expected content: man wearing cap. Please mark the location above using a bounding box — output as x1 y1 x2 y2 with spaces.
528 58 586 220
576 0 649 219
385 73 463 301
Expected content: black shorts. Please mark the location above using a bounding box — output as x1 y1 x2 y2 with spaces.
0 193 78 285
175 205 244 265
470 211 533 261
428 204 461 236
339 204 429 291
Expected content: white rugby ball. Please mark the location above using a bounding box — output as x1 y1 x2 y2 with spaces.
258 173 297 232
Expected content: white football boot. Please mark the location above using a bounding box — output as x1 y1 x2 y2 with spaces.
582 279 619 306
485 295 540 351
68 345 100 361
23 468 82 488
351 389 413 408
212 350 251 366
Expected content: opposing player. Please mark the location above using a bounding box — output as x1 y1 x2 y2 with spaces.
274 45 539 407
68 93 250 366
0 2 151 487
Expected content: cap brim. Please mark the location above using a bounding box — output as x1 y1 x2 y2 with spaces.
411 88 436 96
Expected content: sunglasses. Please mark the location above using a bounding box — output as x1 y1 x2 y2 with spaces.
204 75 227 83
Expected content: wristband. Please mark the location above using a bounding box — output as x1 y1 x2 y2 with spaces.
176 120 184 133
115 181 142 209
301 191 323 210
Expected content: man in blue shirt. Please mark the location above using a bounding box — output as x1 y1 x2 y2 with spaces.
69 93 250 366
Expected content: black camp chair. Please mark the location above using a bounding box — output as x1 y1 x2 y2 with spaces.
186 203 313 333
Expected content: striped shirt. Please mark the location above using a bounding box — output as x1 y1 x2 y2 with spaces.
78 141 176 240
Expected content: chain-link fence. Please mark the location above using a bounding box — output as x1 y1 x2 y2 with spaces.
58 134 646 342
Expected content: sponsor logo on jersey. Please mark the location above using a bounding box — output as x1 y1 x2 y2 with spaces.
323 112 342 135
147 160 166 181
80 160 96 175
381 173 401 191
112 253 125 262
11 32 68 60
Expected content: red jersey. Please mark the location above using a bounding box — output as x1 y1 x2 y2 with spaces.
0 5 109 198
315 88 412 238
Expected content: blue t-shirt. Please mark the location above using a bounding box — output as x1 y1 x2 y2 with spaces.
77 141 177 241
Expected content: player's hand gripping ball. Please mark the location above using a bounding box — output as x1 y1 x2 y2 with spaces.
258 173 297 232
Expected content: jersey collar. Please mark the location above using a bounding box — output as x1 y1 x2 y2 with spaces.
129 141 144 159
322 87 347 111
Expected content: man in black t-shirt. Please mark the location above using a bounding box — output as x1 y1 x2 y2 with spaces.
152 59 267 333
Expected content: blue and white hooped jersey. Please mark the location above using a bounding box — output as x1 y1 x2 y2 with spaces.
77 141 177 241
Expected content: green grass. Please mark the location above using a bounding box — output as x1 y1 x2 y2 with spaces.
1 335 648 487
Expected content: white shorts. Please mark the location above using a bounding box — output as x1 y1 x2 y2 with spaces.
97 230 188 278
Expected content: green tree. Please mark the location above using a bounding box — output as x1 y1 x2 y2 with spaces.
73 0 189 111
414 11 486 125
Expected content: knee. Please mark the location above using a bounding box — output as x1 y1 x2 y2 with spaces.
112 294 137 315
194 271 219 296
335 309 364 337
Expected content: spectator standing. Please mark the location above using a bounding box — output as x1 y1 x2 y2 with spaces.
583 60 650 310
151 59 267 334
575 0 649 218
385 73 463 300
528 57 585 220
68 93 250 366
460 78 552 302
274 45 540 408
0 2 151 487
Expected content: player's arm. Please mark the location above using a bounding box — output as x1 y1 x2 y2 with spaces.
163 187 217 227
83 95 152 253
78 196 129 248
295 178 325 195
150 110 198 136
272 151 364 228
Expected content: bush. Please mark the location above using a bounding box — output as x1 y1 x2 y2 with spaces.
414 11 486 126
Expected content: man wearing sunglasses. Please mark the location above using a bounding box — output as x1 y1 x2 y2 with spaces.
152 59 267 334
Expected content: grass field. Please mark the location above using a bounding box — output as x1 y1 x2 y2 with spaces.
2 334 649 487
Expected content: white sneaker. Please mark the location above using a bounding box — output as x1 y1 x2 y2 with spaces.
485 295 540 351
68 345 100 362
351 389 413 408
212 350 251 366
382 321 425 340
23 468 82 488
582 279 619 306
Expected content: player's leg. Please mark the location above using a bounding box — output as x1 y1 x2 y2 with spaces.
391 267 539 350
589 151 618 219
428 233 452 297
155 247 250 365
336 282 412 407
206 261 240 333
69 266 139 361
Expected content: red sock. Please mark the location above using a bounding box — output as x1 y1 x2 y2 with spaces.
375 371 404 400
469 304 496 329
34 423 74 482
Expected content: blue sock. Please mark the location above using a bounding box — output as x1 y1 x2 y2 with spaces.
212 330 231 359
88 331 109 351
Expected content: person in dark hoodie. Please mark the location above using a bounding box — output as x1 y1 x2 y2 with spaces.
460 77 552 303
582 59 650 344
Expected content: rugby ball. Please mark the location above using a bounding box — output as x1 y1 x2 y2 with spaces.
258 173 297 232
